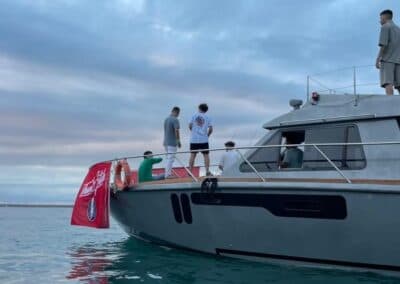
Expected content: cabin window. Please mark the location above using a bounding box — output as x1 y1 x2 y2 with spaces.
302 125 366 170
240 132 281 172
240 124 365 173
396 117 400 130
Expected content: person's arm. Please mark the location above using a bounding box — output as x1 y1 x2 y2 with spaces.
280 161 289 168
175 128 181 148
280 150 289 168
376 46 386 69
175 119 181 148
219 155 224 171
150 157 162 165
377 26 389 69
208 126 213 137
188 115 194 131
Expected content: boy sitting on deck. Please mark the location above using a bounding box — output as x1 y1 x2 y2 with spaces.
138 151 165 182
219 141 239 173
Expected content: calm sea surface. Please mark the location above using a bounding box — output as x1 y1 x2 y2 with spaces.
0 207 399 284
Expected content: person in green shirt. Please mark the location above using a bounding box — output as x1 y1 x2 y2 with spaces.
138 151 164 182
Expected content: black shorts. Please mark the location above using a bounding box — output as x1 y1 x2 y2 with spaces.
190 143 209 154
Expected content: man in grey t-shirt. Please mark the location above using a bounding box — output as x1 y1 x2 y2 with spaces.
376 9 400 95
163 106 181 178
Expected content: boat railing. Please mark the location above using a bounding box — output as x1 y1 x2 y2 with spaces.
306 64 380 100
109 141 400 185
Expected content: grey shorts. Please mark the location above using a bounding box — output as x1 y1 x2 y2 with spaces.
380 61 400 88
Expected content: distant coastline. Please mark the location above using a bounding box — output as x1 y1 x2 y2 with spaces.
0 203 73 208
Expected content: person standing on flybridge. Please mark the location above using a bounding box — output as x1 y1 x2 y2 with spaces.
376 9 400 95
163 106 181 178
189 103 213 176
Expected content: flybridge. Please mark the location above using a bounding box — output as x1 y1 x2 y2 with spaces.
263 95 400 129
263 64 394 129
306 64 379 98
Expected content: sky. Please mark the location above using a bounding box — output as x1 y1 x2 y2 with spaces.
0 0 398 203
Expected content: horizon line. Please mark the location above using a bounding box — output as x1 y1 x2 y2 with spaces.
0 202 73 208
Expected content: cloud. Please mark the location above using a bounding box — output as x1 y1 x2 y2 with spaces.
0 0 398 201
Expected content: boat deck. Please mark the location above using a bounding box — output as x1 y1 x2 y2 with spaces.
139 176 400 186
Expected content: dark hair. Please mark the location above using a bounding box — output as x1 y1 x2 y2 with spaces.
172 106 180 113
224 141 235 147
380 9 393 19
198 103 208 112
143 150 152 158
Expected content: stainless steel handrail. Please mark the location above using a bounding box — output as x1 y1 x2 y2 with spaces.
106 141 400 184
174 155 198 182
109 141 400 162
312 144 351 184
306 64 378 99
236 149 265 182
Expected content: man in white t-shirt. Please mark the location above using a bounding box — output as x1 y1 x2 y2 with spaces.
219 141 239 173
189 103 213 176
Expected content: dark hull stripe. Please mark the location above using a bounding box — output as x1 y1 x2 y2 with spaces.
191 193 347 219
216 248 400 272
170 194 183 223
180 194 193 224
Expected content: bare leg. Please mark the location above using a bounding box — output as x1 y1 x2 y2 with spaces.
203 153 210 175
385 84 394 95
189 152 197 171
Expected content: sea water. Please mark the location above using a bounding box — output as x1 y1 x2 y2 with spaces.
0 207 399 284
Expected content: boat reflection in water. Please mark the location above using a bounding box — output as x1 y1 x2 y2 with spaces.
66 237 398 283
66 245 113 283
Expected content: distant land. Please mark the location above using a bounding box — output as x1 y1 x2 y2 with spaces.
0 203 73 208
0 183 77 205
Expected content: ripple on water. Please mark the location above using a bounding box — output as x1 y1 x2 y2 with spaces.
1 207 400 284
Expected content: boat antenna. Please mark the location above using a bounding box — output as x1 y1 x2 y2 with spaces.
353 66 359 106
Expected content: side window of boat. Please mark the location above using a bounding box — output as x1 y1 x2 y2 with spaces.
396 117 400 130
302 125 366 170
240 132 282 172
345 126 367 169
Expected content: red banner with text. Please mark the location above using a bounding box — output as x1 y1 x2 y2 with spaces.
71 162 111 229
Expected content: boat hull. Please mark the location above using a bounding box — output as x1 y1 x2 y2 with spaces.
110 183 400 272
